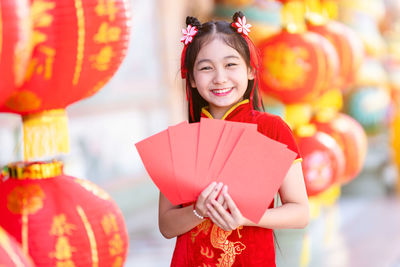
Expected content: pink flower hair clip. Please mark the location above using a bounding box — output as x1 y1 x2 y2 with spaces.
232 16 252 36
181 24 198 45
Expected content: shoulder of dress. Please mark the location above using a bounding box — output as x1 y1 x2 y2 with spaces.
252 111 282 124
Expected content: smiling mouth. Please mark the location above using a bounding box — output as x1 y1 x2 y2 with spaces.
211 87 233 96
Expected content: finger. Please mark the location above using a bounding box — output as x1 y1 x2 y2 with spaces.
206 210 225 230
198 181 217 201
206 182 223 204
206 204 230 230
216 185 227 205
210 199 238 230
222 199 228 210
223 191 243 218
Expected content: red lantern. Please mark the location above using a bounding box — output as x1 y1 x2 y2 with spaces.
258 28 339 104
0 227 35 267
0 0 31 105
312 111 368 184
0 0 131 160
294 125 345 196
0 161 129 267
307 19 364 91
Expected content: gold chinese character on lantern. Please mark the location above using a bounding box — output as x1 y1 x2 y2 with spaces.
50 214 76 236
31 0 56 47
94 22 122 43
109 234 124 256
101 214 119 235
95 0 118 21
90 46 114 71
25 45 56 81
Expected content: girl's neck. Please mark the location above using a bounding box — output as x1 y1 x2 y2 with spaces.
208 107 229 120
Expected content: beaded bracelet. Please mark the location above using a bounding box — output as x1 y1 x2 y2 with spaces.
193 205 204 220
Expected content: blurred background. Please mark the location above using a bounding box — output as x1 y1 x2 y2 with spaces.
1 0 400 266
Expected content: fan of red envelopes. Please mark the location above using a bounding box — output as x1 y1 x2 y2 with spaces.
135 118 298 223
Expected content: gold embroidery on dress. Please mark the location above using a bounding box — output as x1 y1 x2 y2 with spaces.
200 246 214 259
191 219 212 243
198 264 212 267
210 225 246 267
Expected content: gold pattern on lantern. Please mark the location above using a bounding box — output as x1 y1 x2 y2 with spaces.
50 215 76 236
31 0 55 47
112 256 123 267
7 184 45 254
5 90 42 112
76 206 99 267
95 0 118 21
101 214 119 235
25 45 55 81
109 234 124 256
75 179 110 200
90 45 113 71
7 185 45 215
72 0 85 86
101 213 125 262
94 22 121 43
49 214 77 266
263 43 310 89
52 237 77 261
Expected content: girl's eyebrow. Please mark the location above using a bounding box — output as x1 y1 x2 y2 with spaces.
196 55 240 65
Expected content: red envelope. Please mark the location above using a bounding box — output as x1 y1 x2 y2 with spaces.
217 129 297 223
135 129 181 205
194 118 226 199
168 122 199 203
136 119 298 218
207 121 257 180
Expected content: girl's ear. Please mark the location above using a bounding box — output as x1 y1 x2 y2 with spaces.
190 76 197 88
247 67 255 81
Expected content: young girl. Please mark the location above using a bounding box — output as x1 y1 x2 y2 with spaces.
159 11 309 267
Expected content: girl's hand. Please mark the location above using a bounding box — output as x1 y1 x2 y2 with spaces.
206 186 247 231
195 182 224 219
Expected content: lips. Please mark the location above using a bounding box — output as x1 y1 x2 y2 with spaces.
211 87 233 96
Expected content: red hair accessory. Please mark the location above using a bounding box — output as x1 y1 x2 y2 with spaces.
180 24 198 121
181 25 198 45
180 24 198 80
232 15 262 110
232 16 252 36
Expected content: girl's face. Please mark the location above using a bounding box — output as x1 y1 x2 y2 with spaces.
190 38 254 118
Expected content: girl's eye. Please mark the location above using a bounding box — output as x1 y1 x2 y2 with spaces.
226 63 237 67
200 66 212 71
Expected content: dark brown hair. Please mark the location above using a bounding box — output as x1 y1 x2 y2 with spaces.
183 12 264 123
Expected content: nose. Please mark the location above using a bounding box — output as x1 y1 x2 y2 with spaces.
213 67 227 84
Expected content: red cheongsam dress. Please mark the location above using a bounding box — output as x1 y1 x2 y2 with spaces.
170 99 302 267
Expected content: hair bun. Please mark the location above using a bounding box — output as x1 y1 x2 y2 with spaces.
186 16 201 28
232 11 245 22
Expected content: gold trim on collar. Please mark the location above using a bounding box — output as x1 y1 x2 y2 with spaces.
293 158 303 164
201 99 250 120
5 161 63 180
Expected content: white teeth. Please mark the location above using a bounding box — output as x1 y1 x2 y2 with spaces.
212 88 232 94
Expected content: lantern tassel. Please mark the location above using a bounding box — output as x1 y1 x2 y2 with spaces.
22 109 70 160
